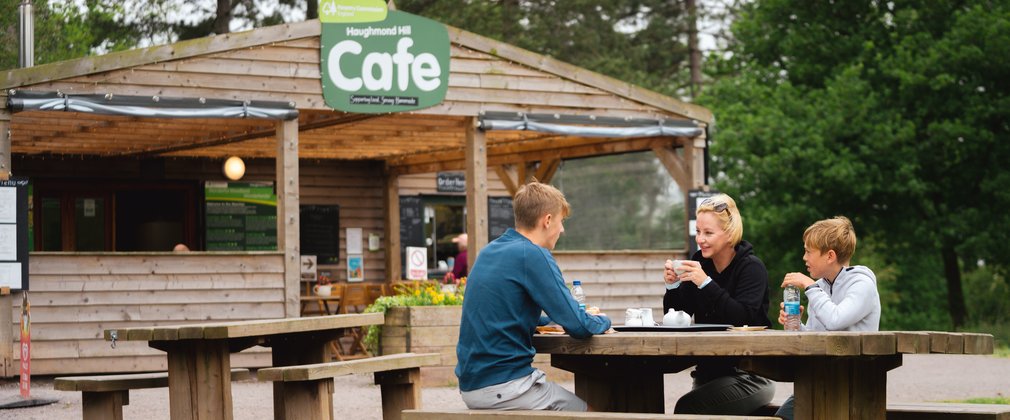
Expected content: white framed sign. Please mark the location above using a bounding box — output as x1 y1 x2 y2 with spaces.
406 246 428 280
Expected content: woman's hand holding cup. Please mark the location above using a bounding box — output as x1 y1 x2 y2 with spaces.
663 259 682 285
676 260 706 287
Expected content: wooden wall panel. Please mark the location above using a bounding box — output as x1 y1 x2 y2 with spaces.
554 251 688 323
11 253 283 375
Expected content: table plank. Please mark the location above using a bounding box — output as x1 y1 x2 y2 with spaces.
893 331 930 354
105 313 383 342
533 331 867 356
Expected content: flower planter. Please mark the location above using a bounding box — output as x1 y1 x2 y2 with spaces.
380 305 463 386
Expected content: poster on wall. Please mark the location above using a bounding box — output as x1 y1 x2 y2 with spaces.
0 177 29 290
205 182 277 251
347 254 364 282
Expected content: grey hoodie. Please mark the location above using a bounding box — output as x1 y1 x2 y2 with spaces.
802 265 881 332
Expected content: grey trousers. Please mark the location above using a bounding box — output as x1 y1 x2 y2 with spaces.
674 369 776 415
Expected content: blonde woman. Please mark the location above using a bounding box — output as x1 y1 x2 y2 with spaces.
662 194 774 415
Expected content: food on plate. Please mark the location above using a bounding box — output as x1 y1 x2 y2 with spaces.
535 325 565 334
585 306 601 315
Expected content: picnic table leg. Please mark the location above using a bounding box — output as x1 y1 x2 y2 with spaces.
374 367 422 420
160 339 233 420
271 334 331 420
278 378 334 420
82 390 128 420
551 354 673 413
793 355 901 420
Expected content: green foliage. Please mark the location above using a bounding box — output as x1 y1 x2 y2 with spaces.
703 0 1010 329
362 280 464 354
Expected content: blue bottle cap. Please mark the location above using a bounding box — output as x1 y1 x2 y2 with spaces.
573 280 581 286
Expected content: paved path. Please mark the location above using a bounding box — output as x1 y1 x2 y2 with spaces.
2 354 1007 419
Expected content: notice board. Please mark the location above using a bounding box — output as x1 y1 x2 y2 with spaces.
205 182 278 251
0 177 29 290
300 205 340 265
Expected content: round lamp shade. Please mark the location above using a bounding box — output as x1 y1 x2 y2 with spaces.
223 156 246 181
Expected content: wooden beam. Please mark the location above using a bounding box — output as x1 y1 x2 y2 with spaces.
390 136 680 176
276 119 300 318
465 117 488 273
120 113 379 158
534 159 561 184
0 107 10 180
494 165 518 197
652 144 689 193
385 169 401 282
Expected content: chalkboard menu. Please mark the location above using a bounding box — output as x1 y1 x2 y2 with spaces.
300 205 340 264
488 196 514 240
399 196 424 276
0 177 29 290
205 182 277 251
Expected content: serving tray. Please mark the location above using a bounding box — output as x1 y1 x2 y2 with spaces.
613 324 732 332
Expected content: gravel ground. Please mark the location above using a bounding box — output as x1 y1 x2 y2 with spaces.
1 354 1007 419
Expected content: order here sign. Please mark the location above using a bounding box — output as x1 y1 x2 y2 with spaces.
319 1 450 113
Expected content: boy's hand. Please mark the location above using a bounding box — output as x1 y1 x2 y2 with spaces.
782 272 815 289
777 302 805 326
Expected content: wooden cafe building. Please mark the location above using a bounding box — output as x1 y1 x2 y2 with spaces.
0 9 712 375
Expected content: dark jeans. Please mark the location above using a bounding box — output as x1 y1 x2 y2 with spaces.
674 369 776 415
775 395 795 420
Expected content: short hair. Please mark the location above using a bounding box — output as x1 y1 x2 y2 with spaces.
803 216 857 264
697 193 743 246
513 181 570 230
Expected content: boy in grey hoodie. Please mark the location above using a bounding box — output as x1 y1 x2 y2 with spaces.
774 216 881 419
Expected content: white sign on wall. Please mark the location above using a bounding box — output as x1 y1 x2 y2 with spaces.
406 246 428 280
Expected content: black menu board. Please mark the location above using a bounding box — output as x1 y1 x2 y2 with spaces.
300 205 340 264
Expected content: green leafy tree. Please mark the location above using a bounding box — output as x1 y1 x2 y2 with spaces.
702 1 1010 328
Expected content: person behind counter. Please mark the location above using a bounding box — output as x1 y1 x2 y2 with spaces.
455 181 611 411
661 193 774 415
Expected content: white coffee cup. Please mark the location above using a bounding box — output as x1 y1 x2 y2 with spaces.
672 259 687 275
313 284 332 296
625 308 643 326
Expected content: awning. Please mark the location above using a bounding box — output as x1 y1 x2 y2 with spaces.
478 111 702 138
6 90 299 120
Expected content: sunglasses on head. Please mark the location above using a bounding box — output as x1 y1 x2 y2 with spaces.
701 198 728 213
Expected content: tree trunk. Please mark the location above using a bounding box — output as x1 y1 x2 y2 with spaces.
941 244 966 328
685 0 703 97
307 0 318 20
214 0 232 35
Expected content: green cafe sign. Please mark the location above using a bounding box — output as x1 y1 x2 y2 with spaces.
320 1 450 113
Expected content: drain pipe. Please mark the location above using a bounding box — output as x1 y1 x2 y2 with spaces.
19 0 34 68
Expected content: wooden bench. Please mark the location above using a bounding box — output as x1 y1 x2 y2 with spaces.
54 368 251 420
402 410 779 419
757 401 1010 420
258 352 441 420
887 402 1010 420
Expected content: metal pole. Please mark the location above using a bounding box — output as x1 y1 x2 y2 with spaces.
19 0 34 69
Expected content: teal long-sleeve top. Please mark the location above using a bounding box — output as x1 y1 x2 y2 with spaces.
454 229 611 391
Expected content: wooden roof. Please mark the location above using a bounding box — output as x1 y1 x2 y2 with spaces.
1 19 711 173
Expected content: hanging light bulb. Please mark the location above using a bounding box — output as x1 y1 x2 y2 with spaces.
223 156 246 181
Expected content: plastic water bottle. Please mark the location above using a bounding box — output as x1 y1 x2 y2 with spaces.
783 285 801 331
571 280 586 311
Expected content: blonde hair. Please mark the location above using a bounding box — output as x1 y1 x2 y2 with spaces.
697 194 743 246
514 181 570 230
803 216 857 264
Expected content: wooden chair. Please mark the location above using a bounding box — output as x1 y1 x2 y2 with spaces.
366 283 387 302
339 283 373 357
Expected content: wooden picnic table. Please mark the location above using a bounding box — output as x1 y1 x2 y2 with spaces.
104 313 384 420
533 330 993 420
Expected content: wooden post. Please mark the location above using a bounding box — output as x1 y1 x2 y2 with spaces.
385 170 401 282
1 107 10 181
164 340 233 420
464 117 488 273
374 368 423 420
652 144 690 193
685 129 707 188
0 289 11 377
276 119 300 318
